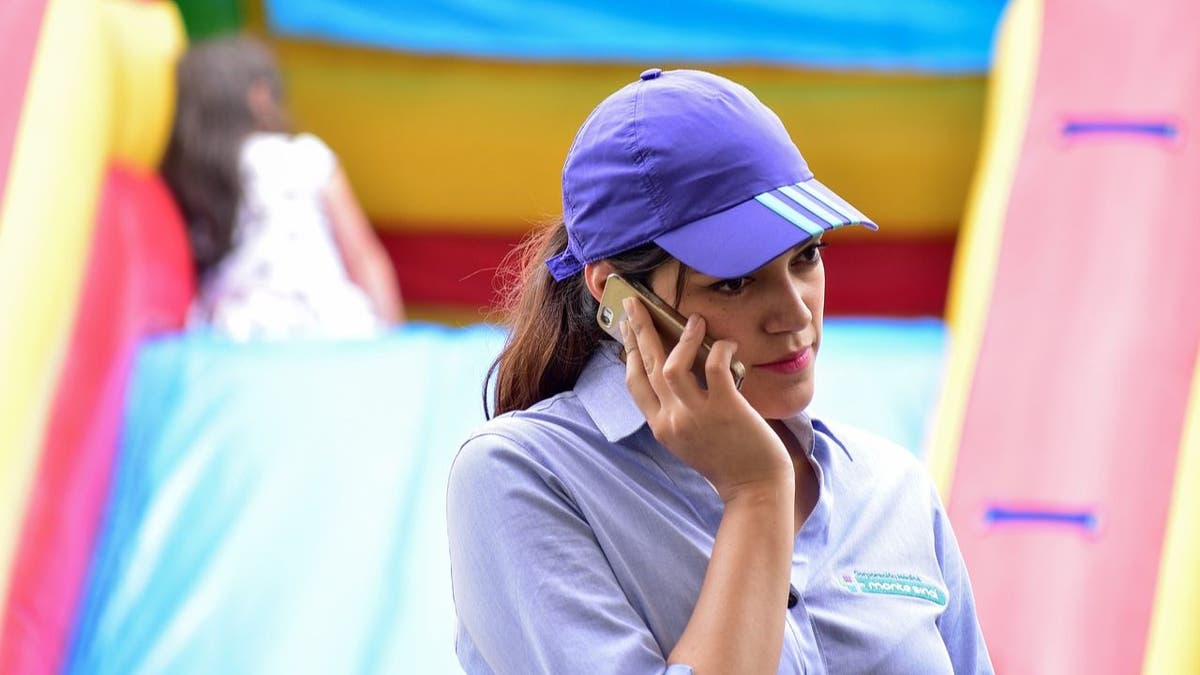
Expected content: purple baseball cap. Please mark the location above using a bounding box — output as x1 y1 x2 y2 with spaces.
546 68 876 281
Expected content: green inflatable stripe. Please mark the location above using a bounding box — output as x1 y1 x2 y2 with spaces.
173 0 243 40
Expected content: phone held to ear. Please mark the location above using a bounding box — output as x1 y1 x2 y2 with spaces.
597 273 746 390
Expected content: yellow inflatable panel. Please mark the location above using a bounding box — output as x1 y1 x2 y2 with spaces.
1144 356 1200 673
926 0 1040 494
102 0 186 170
269 38 985 236
0 0 112 612
0 0 185 621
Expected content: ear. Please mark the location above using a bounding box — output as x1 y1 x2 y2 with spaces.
583 260 616 302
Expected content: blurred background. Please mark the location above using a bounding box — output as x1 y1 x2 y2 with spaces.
224 0 993 322
1 0 1197 673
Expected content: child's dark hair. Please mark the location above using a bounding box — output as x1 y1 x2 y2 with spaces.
161 35 287 277
486 221 686 417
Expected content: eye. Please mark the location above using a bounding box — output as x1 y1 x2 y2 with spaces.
794 242 828 266
710 276 751 294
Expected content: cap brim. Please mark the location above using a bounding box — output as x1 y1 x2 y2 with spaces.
653 178 877 278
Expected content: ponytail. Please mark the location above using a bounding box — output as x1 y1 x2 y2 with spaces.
485 221 673 417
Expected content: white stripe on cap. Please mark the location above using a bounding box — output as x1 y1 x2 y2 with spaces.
779 184 846 226
754 193 825 237
800 179 870 223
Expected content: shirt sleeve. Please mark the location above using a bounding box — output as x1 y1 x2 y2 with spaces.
930 484 995 674
447 431 691 675
290 132 337 189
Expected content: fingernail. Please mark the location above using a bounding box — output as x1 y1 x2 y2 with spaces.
685 314 699 335
622 298 633 314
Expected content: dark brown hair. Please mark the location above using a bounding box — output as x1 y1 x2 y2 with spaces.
161 35 288 277
485 221 687 417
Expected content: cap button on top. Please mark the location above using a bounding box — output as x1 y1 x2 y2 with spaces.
639 68 663 81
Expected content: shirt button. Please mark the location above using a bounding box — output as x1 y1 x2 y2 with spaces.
639 68 663 81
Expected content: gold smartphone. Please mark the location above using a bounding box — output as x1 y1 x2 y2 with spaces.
597 273 746 390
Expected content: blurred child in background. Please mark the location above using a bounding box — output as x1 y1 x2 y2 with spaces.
162 35 404 340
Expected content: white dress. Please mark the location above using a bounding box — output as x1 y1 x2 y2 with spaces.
189 132 384 340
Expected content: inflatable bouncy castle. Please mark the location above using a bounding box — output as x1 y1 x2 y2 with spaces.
0 0 1196 672
928 0 1200 672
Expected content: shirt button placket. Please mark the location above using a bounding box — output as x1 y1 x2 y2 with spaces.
787 557 826 674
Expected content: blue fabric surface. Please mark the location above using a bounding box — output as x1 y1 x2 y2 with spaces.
808 317 947 456
265 0 1006 73
65 319 943 673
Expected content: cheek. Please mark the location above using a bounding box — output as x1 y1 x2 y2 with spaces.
684 305 742 344
808 277 826 337
672 285 735 339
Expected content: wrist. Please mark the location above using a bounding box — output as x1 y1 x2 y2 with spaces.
717 472 795 508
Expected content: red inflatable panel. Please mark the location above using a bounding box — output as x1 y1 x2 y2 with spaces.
0 0 49 206
380 228 955 317
0 165 194 675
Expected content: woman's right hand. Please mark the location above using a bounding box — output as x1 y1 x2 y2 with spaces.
620 297 794 504
623 296 797 674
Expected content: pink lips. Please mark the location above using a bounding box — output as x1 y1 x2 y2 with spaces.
756 347 814 374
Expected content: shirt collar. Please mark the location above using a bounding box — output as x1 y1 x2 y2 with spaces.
574 341 853 462
811 418 854 461
575 342 647 443
781 415 816 458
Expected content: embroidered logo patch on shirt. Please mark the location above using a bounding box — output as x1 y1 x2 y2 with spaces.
836 570 948 606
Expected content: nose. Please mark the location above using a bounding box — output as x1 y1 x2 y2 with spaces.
764 275 815 334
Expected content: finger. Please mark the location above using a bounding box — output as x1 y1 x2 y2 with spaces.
704 339 742 398
620 317 662 416
624 297 671 394
661 313 706 405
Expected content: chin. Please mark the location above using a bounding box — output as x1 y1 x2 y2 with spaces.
744 382 814 421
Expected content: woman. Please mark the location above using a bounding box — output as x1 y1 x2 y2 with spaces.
447 68 992 674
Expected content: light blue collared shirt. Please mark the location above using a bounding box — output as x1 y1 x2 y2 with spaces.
447 344 992 674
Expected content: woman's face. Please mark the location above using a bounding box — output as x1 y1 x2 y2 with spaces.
648 239 826 420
